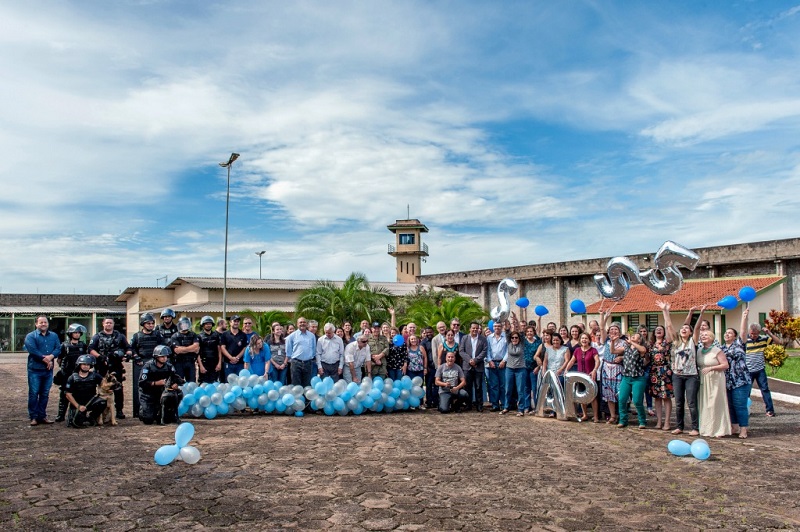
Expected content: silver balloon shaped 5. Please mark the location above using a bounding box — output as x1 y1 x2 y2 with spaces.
490 278 518 323
593 257 641 301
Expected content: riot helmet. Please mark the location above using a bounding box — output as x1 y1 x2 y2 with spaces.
153 345 171 359
200 315 215 327
140 312 156 326
76 354 95 367
160 309 176 319
67 323 87 336
178 317 192 332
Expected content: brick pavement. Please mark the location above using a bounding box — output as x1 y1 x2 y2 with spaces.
1 362 799 531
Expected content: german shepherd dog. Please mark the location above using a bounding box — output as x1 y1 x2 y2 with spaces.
160 376 184 425
97 372 121 426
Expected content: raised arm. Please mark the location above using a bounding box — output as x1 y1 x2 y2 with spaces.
656 300 674 343
740 308 749 343
692 305 707 343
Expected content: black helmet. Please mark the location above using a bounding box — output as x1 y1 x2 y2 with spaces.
140 312 156 326
76 355 95 367
200 315 215 327
160 309 176 319
178 317 192 332
153 345 171 358
67 323 87 336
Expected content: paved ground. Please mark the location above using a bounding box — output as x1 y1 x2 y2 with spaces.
1 362 799 531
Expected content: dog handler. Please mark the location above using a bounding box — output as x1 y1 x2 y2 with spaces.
64 355 105 428
138 345 184 425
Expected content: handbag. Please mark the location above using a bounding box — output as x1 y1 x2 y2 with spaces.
53 369 66 386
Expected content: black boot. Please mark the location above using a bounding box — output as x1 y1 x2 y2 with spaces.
116 411 126 420
55 393 68 422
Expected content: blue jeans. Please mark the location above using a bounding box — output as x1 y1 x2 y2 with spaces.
618 375 647 426
426 366 439 407
28 369 53 421
268 365 288 385
486 365 505 408
504 367 527 412
526 369 539 411
749 369 774 414
727 384 750 427
388 368 404 382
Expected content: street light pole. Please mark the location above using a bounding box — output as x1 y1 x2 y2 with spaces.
219 152 240 321
255 250 266 280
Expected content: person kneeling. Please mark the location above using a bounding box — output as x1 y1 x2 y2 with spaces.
65 355 106 428
139 345 185 425
435 351 469 413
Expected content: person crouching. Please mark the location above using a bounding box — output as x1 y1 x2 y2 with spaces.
64 355 105 428
139 345 184 425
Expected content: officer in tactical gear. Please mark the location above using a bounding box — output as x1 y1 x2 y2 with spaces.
139 345 184 425
198 315 223 384
65 355 105 428
129 312 165 418
88 317 131 419
55 323 88 422
169 317 200 383
158 309 178 339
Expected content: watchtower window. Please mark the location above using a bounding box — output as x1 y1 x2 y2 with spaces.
399 234 415 245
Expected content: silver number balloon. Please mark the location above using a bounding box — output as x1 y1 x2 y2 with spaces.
640 241 700 295
593 257 642 301
534 370 567 420
490 278 518 323
563 371 597 419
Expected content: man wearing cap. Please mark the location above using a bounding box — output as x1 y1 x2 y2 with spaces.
129 312 165 418
286 317 317 387
221 315 247 380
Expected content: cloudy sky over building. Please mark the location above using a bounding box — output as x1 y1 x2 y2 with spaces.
2 1 800 294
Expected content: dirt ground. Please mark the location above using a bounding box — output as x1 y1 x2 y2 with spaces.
1 362 799 531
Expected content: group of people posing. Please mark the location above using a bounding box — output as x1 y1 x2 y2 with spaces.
25 304 781 434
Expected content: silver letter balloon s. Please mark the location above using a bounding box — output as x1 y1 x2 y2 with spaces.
490 278 518 323
593 257 641 301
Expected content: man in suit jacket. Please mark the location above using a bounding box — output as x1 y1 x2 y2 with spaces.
459 321 488 412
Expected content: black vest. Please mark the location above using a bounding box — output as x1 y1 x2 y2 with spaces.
131 330 164 360
60 341 87 375
65 372 102 405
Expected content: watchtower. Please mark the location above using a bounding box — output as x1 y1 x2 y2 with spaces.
387 218 429 283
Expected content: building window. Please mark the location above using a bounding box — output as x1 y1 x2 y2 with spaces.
399 234 415 245
628 315 640 329
758 312 766 327
645 314 659 331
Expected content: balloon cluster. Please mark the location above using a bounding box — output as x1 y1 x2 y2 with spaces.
667 438 711 460
154 422 201 466
177 369 426 418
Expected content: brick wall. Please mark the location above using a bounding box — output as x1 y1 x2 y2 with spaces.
0 294 121 307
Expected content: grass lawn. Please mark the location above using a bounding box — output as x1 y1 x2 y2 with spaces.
771 355 800 383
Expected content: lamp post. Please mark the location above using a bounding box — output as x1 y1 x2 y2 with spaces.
255 250 266 279
219 152 240 320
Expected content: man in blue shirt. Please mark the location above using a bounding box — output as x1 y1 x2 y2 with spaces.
486 321 508 411
24 315 61 426
286 317 316 387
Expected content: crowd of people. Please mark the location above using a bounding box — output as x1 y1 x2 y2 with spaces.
24 304 783 435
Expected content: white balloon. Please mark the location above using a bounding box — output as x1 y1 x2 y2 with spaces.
227 374 238 385
210 393 223 405
411 376 423 387
198 395 211 408
179 446 201 465
292 385 304 396
257 393 269 405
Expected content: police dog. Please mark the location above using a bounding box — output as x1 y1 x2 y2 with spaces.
97 372 121 426
160 376 184 425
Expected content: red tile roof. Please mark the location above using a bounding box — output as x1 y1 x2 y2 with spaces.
584 276 784 314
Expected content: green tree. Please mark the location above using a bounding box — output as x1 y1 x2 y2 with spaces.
403 295 488 328
241 309 293 337
295 272 395 326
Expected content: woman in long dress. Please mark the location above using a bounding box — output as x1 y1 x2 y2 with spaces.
697 330 731 437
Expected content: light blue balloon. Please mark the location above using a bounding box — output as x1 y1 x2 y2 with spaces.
390 387 402 399
362 396 375 409
282 393 295 406
323 403 335 416
204 405 218 419
294 411 304 417
369 388 382 400
253 384 264 395
205 383 217 395
667 440 692 456
177 403 189 417
333 397 345 411
353 404 365 415
385 396 396 408
223 392 236 404
310 375 322 387
374 402 384 412
216 402 230 415
408 396 420 408
242 387 254 399
747 398 752 409
184 394 197 406
322 376 334 389
346 382 359 394
246 396 258 409
154 444 181 466
263 400 275 413
231 385 243 397
193 387 207 400
239 368 251 378
275 401 288 413
400 376 412 390
340 391 352 402
174 422 195 447
314 382 325 395
690 439 711 460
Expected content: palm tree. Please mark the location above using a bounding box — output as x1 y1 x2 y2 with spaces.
295 272 395 326
404 295 488 328
240 309 292 337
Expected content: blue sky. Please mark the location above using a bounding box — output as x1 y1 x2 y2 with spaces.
2 1 800 294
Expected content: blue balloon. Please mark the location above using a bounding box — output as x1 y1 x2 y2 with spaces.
204 405 218 419
310 375 322 387
264 401 276 413
487 320 494 332
570 299 587 314
747 397 752 409
238 369 251 378
275 401 288 413
400 376 412 390
295 410 304 417
369 388 382 400
174 422 195 447
177 403 189 417
340 391 352 402
667 439 691 457
353 404 364 415
193 387 207 400
154 444 180 466
183 394 197 406
205 383 217 395
323 403 335 416
516 297 530 309
242 387 254 399
346 382 359 394
216 402 230 415
246 396 259 409
739 286 757 302
385 396 396 408
362 396 375 409
282 393 295 406
408 396 420 408
393 334 405 347
314 382 326 395
223 392 235 404
690 439 711 460
231 385 243 397
390 387 402 399
374 402 384 412
534 305 549 317
717 295 738 310
252 384 264 395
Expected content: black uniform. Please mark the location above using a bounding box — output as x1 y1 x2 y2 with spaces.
169 331 200 383
139 359 184 425
64 371 104 428
198 330 222 384
88 331 130 414
129 330 165 418
157 323 178 341
55 340 87 421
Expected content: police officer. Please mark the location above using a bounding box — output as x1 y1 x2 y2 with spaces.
64 355 105 428
129 312 165 418
139 345 184 425
158 309 178 339
198 315 223 384
54 323 88 422
89 317 132 419
169 317 200 383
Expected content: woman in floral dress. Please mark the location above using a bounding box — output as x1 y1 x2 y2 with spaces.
648 325 673 431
